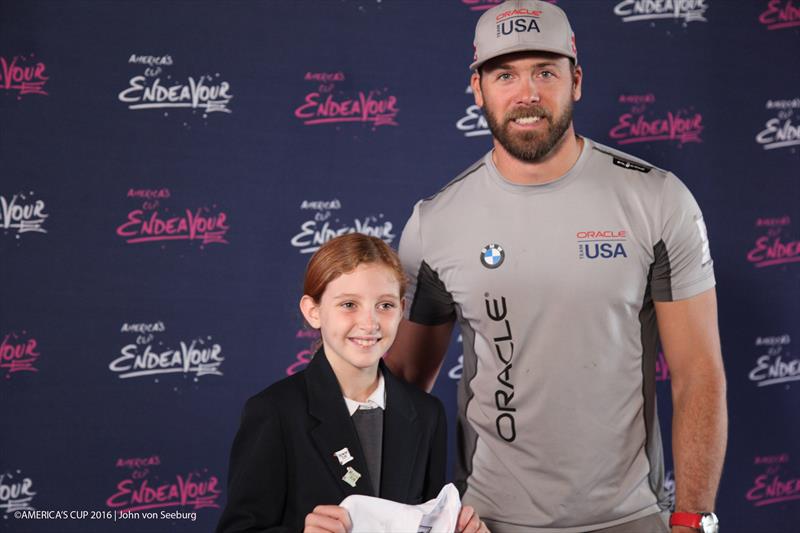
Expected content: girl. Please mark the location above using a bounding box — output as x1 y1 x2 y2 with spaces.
217 233 486 533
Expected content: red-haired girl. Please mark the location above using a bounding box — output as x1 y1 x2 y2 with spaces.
217 233 486 533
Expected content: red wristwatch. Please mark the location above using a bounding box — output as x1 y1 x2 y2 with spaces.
669 512 719 532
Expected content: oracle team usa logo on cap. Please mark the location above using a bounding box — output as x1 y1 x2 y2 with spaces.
495 8 542 38
480 243 505 269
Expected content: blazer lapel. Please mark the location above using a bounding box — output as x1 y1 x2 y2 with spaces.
379 360 421 501
305 349 376 498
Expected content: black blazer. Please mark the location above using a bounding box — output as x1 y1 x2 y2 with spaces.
216 349 447 533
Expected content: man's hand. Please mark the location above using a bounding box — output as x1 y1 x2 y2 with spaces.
303 505 352 533
457 505 490 533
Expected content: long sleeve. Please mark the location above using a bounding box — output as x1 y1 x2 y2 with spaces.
216 396 291 533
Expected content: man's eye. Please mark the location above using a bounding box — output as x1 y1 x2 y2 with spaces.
497 72 513 81
539 71 555 79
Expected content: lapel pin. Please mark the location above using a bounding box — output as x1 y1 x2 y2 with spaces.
334 447 354 466
342 467 361 488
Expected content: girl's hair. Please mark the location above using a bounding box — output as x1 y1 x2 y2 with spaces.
303 233 407 302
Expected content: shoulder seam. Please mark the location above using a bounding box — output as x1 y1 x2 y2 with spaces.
590 145 667 175
422 157 486 202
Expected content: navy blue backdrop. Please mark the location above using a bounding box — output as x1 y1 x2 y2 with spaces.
2 0 799 531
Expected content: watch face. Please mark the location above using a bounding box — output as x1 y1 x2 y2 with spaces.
700 513 719 533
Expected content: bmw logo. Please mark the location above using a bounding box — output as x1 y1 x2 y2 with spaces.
480 243 505 269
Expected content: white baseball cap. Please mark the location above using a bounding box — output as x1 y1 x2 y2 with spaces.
471 0 577 71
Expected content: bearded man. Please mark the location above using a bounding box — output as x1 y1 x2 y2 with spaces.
386 2 727 533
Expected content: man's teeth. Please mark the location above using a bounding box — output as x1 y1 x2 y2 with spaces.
514 116 542 125
352 338 378 347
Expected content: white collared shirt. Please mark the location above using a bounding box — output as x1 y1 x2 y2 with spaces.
344 372 386 416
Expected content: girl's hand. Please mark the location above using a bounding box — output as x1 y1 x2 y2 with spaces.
303 505 352 533
457 505 490 533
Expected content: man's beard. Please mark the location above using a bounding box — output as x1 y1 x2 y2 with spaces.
484 99 574 163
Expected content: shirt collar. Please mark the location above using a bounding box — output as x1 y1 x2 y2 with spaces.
344 371 386 416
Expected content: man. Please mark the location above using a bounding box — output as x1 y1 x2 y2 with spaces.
385 1 727 532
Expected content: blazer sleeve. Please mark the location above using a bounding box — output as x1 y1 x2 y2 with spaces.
216 395 291 533
422 397 448 500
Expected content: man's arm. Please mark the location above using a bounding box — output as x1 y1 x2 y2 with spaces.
655 287 727 531
385 319 455 392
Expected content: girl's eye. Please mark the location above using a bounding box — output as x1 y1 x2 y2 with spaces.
378 302 396 311
341 302 356 309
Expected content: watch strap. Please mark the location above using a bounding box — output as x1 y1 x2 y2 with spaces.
670 512 703 529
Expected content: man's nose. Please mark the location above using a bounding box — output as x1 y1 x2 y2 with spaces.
517 78 540 104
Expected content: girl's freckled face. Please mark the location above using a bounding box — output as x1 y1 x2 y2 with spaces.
303 263 403 378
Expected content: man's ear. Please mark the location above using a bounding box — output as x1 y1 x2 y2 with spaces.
470 71 484 108
572 64 583 102
299 295 321 329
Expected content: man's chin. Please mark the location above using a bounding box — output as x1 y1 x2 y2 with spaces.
503 137 549 162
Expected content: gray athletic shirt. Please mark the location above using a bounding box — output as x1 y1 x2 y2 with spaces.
399 138 715 533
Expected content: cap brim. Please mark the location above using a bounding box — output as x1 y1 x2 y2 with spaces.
470 43 576 71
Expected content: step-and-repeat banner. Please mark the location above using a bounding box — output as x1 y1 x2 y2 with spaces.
2 1 798 531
